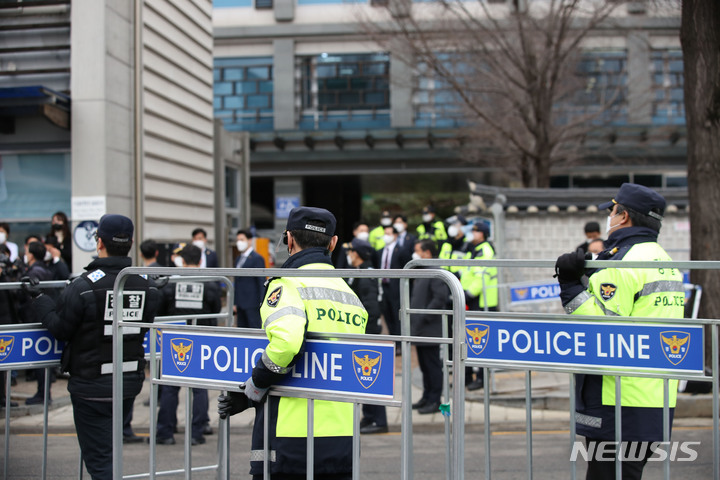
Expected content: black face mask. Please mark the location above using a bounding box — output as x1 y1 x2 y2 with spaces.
51 224 63 231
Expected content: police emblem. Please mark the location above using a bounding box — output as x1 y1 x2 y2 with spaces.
660 330 690 365
170 338 193 372
465 323 489 356
0 335 14 362
599 283 617 301
353 349 382 389
267 286 282 308
514 288 529 300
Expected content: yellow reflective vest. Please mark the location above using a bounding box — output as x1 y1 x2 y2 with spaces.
251 255 368 476
562 228 684 441
460 241 498 309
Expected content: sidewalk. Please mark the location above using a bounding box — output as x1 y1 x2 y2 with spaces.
2 364 712 433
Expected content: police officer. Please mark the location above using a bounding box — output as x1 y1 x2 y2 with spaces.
416 205 448 245
218 206 368 480
28 214 160 480
555 183 684 480
156 244 221 445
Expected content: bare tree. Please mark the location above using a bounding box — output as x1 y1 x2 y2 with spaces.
357 0 624 187
680 0 720 366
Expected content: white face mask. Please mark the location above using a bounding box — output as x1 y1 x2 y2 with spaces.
422 214 433 223
44 251 52 262
380 218 392 227
346 254 354 266
355 231 369 242
605 213 620 236
0 232 6 244
23 255 28 265
464 233 473 243
383 234 395 245
192 240 205 250
447 225 459 238
236 240 249 252
173 256 185 268
411 252 421 261
393 223 405 233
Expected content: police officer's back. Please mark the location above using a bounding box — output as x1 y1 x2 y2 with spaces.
30 214 160 480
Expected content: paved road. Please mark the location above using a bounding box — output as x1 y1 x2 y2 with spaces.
1 419 714 479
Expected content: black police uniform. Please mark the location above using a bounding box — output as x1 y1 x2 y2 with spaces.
33 256 160 480
156 278 221 442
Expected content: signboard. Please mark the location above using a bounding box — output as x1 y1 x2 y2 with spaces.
465 318 704 373
161 331 395 399
275 196 300 219
71 195 106 221
142 321 185 356
510 282 561 304
73 220 98 252
0 329 63 367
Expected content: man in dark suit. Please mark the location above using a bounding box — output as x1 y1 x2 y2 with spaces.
376 225 411 339
233 229 266 329
191 228 218 268
392 214 417 258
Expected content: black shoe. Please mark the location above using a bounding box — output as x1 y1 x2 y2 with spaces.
467 379 484 391
411 399 428 410
152 437 176 445
25 395 50 406
191 436 206 446
143 397 150 406
417 402 441 415
123 434 144 444
10 377 17 386
202 424 213 435
360 424 389 434
359 417 373 428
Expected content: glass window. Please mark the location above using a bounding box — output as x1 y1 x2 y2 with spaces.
650 49 685 125
214 57 274 132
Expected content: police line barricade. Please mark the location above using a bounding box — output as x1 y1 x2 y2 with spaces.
0 280 67 480
111 266 466 480
406 258 719 480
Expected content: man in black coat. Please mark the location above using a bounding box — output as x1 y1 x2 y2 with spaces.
233 229 266 329
376 225 411 340
410 239 449 415
345 238 388 433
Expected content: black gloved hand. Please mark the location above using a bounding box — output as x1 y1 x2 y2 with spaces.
218 391 253 419
554 248 586 283
20 276 43 299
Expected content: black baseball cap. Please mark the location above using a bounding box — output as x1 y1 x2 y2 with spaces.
285 207 336 236
598 183 666 220
97 214 134 243
472 222 490 235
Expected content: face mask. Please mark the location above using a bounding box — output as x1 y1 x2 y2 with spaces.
448 225 459 238
23 255 28 265
0 232 6 243
393 223 405 233
51 223 63 231
464 233 473 243
192 240 205 250
605 213 620 236
383 234 395 245
236 240 249 252
422 214 433 223
44 251 52 262
346 254 354 266
173 256 185 268
411 252 421 261
355 231 369 242
380 218 392 227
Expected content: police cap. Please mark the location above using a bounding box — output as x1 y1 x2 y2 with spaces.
349 238 374 260
97 214 134 243
598 183 666 220
286 206 336 236
472 222 490 236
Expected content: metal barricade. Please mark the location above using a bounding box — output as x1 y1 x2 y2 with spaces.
406 258 719 480
111 266 467 480
0 280 67 480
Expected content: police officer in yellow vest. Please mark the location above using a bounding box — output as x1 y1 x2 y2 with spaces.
461 222 498 312
416 205 447 245
555 183 683 480
218 206 368 480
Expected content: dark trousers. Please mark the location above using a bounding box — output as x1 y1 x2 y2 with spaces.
380 284 400 337
71 395 134 480
361 403 387 427
416 345 442 404
237 307 262 329
157 385 208 440
584 438 650 480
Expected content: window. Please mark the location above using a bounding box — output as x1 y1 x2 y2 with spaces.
255 0 272 8
650 49 685 125
214 57 274 132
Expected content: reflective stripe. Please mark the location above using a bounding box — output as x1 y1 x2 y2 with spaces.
103 325 141 335
100 360 138 375
262 350 290 374
637 280 685 297
575 412 602 429
594 297 620 316
250 449 276 462
298 286 364 308
263 306 306 329
564 291 592 314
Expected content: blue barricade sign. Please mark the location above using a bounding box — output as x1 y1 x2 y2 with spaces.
160 331 395 399
465 318 704 373
510 283 561 304
0 328 63 367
